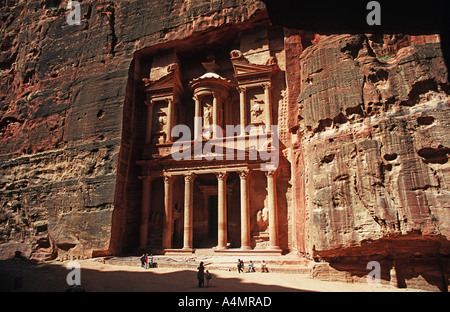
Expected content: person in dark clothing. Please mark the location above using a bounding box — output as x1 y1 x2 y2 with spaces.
205 270 212 288
197 262 205 288
237 259 244 273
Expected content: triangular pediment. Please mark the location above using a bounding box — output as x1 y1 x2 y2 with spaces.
232 59 273 75
142 64 182 96
230 50 276 83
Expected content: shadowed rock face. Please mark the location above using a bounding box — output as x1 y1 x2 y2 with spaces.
0 0 449 291
0 0 267 260
291 33 450 291
296 34 450 249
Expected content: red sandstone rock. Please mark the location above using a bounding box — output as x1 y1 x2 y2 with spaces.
0 0 448 291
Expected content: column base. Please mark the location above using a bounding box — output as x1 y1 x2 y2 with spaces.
214 248 283 255
164 248 195 255
267 245 283 252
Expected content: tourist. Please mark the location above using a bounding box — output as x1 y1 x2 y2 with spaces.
197 262 205 288
140 254 146 268
205 270 212 288
144 253 148 269
237 259 244 273
261 260 269 272
149 254 154 268
248 260 255 272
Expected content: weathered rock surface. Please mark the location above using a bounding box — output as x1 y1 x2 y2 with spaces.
292 34 449 290
0 0 448 291
0 0 266 260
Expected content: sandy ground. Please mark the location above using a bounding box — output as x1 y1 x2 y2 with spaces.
0 258 428 292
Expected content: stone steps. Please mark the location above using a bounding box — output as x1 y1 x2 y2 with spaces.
102 253 313 275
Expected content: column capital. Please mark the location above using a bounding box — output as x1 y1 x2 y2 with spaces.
238 170 250 179
262 82 272 90
237 86 247 93
215 171 228 180
212 91 224 103
184 173 196 182
265 170 277 178
163 174 173 183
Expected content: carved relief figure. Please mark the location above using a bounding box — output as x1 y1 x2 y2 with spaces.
202 103 214 140
203 103 213 126
156 114 166 130
256 206 269 232
250 98 265 124
153 110 167 144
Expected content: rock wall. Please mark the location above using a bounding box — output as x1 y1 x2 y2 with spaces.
0 0 449 291
0 0 266 260
292 34 450 290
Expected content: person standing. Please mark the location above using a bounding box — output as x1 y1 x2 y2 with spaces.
248 260 254 272
237 259 243 273
197 262 205 288
205 270 212 288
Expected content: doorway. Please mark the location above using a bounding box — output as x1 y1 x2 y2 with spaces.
207 195 218 245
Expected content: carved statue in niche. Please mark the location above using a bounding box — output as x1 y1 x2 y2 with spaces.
203 103 213 126
202 102 214 140
156 114 166 130
250 97 265 124
256 206 269 232
152 110 167 144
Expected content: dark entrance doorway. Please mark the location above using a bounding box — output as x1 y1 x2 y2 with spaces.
208 195 218 239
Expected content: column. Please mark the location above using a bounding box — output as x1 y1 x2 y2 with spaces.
238 87 246 134
212 93 218 137
194 95 201 140
183 173 195 250
162 175 173 249
216 171 228 249
166 98 173 142
239 170 251 250
263 83 272 129
266 170 280 250
145 100 154 144
139 177 152 249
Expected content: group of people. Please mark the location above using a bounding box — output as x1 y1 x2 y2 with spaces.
197 262 212 288
140 253 155 269
237 259 269 273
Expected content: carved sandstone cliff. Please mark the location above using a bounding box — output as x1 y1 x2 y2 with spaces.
0 0 448 291
291 34 450 290
0 0 266 260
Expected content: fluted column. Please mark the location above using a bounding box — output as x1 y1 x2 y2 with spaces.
266 170 280 249
162 175 173 249
183 174 195 250
216 172 228 249
239 170 251 250
139 177 153 249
